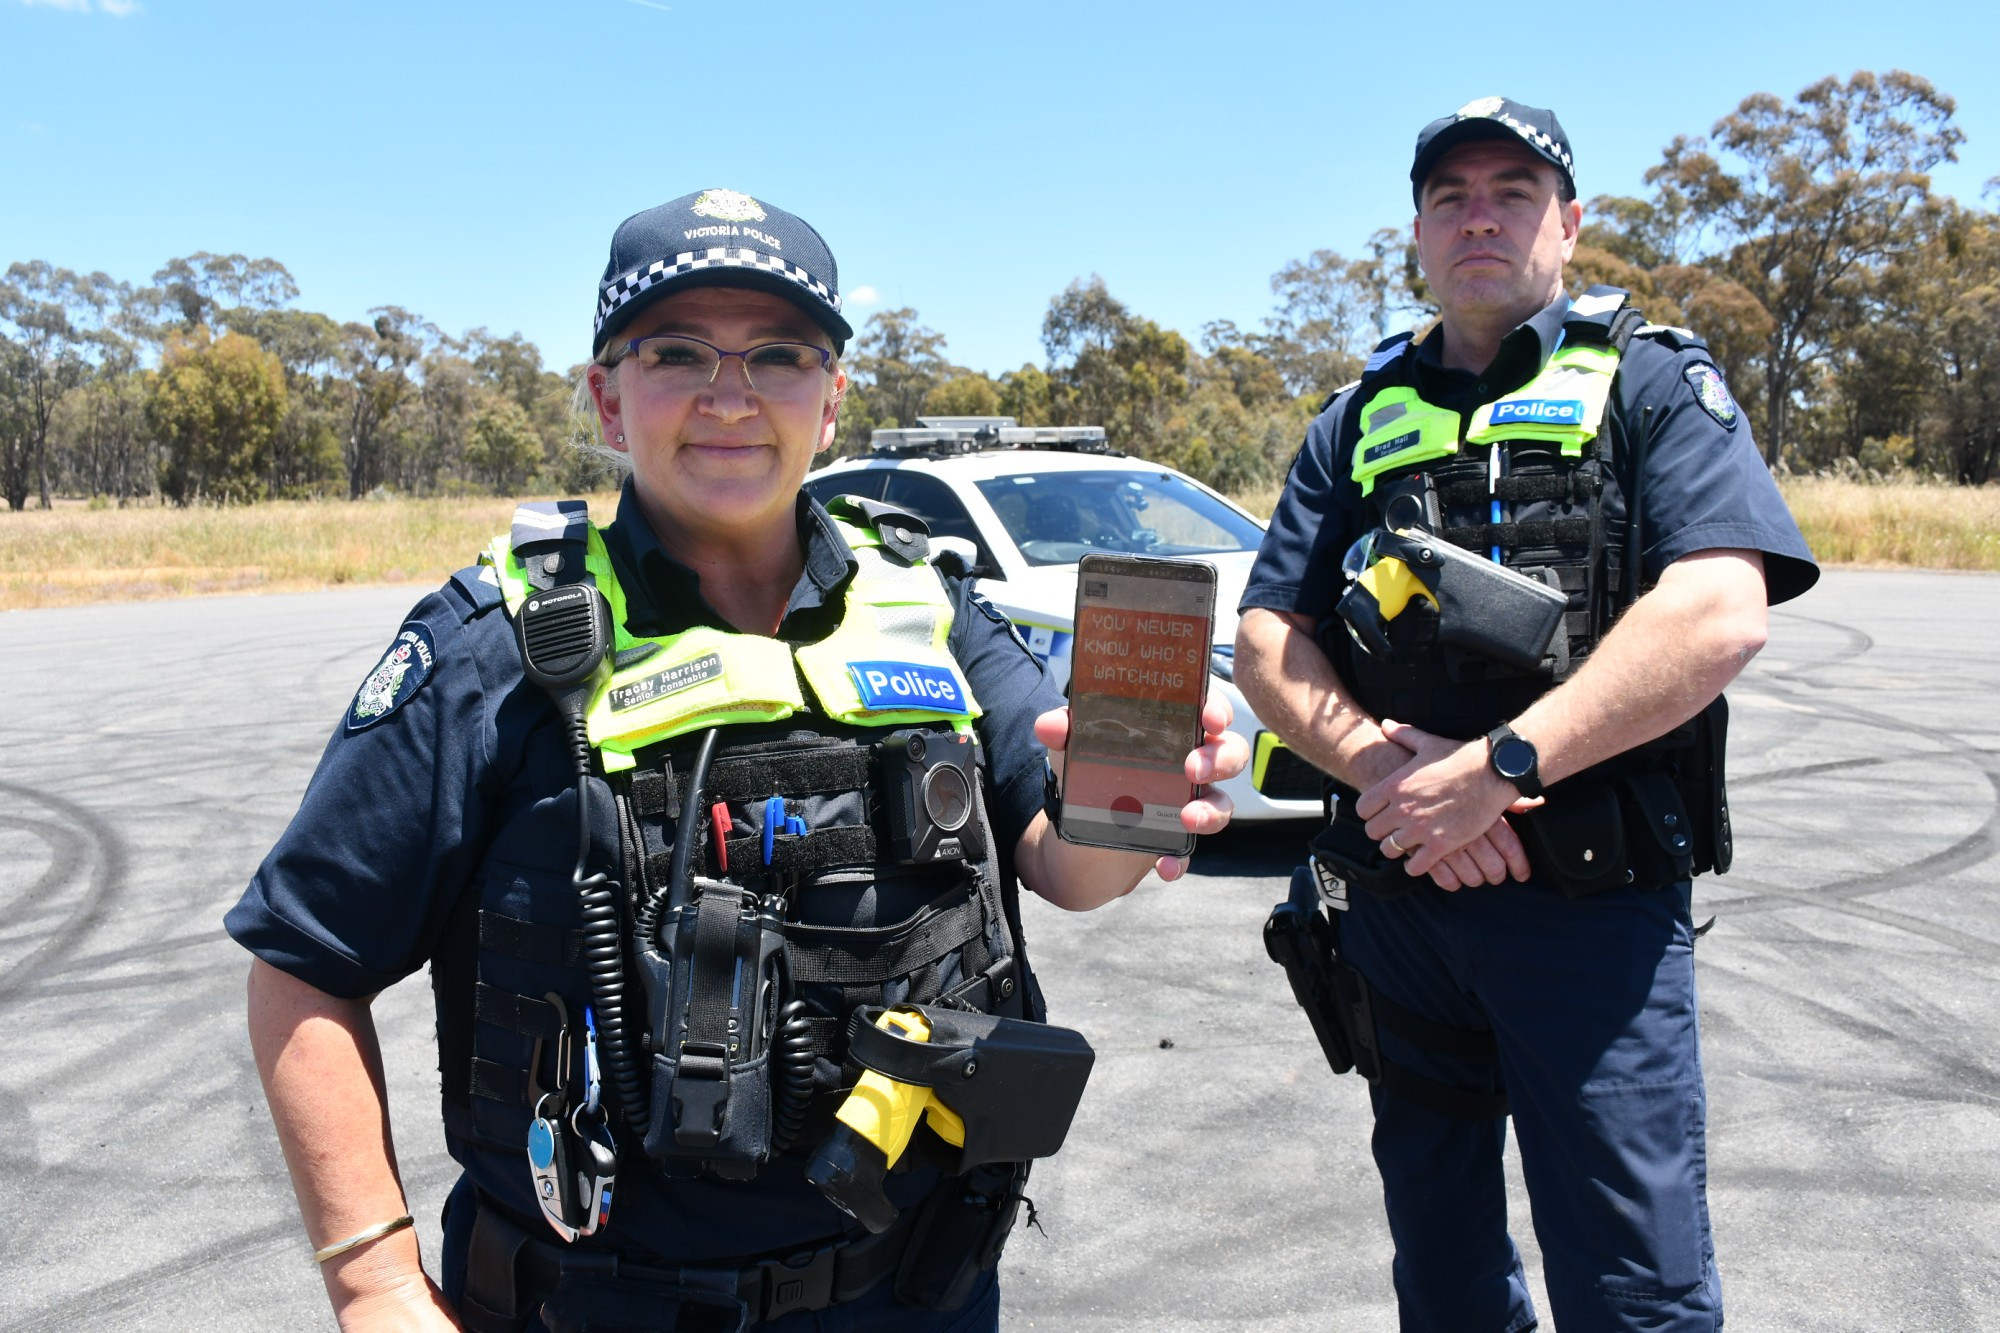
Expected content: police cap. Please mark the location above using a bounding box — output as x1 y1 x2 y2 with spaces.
1410 97 1575 206
594 188 853 358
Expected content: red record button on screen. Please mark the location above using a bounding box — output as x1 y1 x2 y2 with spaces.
1109 795 1145 828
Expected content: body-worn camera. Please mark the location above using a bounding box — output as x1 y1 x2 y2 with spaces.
879 729 985 864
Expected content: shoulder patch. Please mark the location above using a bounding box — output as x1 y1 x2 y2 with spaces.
1682 362 1739 430
346 621 438 732
1635 323 1708 352
448 563 504 618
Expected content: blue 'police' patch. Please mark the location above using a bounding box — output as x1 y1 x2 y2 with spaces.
1490 398 1585 425
346 621 437 732
1683 363 1739 430
848 661 969 714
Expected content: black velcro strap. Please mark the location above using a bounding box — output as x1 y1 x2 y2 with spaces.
722 824 878 876
684 886 752 1052
628 766 677 818
478 911 585 968
1441 517 1595 550
1368 987 1499 1062
704 748 877 802
1440 474 1585 506
474 984 565 1040
1378 1059 1511 1120
470 1057 532 1108
785 890 986 987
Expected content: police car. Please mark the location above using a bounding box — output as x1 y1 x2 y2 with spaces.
805 417 1322 823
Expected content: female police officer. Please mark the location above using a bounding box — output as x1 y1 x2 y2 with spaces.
229 188 1247 1331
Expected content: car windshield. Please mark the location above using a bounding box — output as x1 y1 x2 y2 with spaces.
974 470 1264 566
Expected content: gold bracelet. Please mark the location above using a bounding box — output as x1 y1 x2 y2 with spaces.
313 1214 414 1264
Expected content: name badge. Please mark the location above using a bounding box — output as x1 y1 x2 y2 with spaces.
849 661 969 714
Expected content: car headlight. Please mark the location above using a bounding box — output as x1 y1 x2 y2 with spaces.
1209 643 1234 682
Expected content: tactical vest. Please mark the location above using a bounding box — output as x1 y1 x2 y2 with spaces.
435 498 1037 1247
1331 286 1647 740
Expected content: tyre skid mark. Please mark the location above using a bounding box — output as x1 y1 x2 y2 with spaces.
0 783 128 1006
1714 611 2000 954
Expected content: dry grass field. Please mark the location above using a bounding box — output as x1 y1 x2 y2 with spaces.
0 478 1990 612
0 494 619 612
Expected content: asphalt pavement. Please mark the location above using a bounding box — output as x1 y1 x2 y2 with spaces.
0 569 1995 1331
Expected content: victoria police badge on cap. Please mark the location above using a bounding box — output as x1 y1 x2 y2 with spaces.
347 622 437 732
689 189 766 223
1456 96 1506 119
1683 363 1739 430
849 661 970 714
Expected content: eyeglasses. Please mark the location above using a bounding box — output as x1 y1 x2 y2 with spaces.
620 334 832 396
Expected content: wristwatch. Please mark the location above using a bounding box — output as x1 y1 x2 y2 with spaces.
1486 724 1543 798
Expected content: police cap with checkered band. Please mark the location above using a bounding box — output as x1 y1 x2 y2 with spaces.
1410 97 1576 206
593 188 854 358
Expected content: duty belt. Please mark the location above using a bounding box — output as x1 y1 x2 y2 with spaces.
463 1191 918 1328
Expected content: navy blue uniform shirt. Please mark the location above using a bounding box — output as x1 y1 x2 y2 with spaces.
1242 294 1819 629
227 482 1065 1000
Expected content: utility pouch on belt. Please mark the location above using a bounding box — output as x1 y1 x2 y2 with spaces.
1517 766 1701 896
1516 782 1629 897
893 1160 1028 1311
638 880 787 1178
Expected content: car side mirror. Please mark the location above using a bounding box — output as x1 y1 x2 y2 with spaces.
930 535 997 579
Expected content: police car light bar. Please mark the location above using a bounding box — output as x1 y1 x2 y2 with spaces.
869 416 1112 457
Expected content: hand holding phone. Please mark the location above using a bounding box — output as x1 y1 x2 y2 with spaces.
1056 555 1219 857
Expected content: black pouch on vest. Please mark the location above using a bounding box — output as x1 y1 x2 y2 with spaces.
641 881 785 1178
1517 781 1629 897
893 1160 1026 1311
1310 800 1413 900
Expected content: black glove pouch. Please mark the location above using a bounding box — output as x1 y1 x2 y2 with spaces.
894 1160 1027 1312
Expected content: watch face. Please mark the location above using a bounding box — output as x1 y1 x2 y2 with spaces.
1493 736 1537 779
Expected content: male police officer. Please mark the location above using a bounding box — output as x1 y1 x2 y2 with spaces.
1235 101 1817 1330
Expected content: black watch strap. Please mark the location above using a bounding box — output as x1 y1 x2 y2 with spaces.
1486 724 1544 798
1042 758 1064 831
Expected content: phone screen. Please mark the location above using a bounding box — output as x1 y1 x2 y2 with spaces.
1057 555 1216 856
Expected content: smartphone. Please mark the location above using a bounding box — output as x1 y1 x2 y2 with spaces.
1057 554 1217 856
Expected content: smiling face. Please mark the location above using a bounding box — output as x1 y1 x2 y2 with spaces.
1414 138 1581 332
588 286 846 550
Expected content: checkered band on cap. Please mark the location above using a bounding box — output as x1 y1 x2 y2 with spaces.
1484 110 1573 175
594 247 841 339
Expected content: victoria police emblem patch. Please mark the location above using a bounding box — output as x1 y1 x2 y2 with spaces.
1683 363 1739 430
347 621 437 732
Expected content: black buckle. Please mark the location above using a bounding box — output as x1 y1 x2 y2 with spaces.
759 1242 837 1321
671 1046 730 1147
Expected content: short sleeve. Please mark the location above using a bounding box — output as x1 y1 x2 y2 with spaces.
945 576 1066 853
224 581 518 998
1240 395 1366 621
1619 341 1819 605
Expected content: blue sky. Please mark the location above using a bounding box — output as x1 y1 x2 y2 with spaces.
4 1 1993 379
